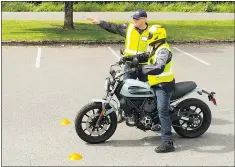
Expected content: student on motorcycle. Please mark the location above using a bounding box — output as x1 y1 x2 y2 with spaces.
133 25 175 153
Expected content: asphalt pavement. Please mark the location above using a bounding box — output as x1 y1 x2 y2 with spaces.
2 44 234 166
2 12 235 20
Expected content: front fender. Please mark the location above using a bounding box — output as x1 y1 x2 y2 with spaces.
91 99 118 116
92 99 109 104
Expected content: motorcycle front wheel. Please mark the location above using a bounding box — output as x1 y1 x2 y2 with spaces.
75 102 117 144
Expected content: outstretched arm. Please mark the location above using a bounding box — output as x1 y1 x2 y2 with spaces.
87 18 128 37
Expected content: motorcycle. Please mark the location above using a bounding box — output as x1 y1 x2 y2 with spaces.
75 53 217 144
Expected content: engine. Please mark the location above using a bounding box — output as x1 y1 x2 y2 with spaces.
142 97 157 113
138 98 158 130
140 114 153 129
120 96 158 130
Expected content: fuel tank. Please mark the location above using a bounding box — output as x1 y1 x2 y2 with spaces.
120 79 155 97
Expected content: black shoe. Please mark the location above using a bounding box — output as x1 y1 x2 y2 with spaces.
155 141 175 153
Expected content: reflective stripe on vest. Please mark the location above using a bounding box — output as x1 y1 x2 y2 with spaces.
147 43 174 86
125 24 134 52
124 23 149 59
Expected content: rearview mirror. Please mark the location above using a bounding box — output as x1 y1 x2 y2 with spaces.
120 49 124 55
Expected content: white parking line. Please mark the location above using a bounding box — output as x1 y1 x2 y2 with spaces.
108 46 211 66
107 47 121 60
173 47 210 66
35 47 41 68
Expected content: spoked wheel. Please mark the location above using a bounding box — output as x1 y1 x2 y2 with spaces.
172 98 212 138
75 102 117 144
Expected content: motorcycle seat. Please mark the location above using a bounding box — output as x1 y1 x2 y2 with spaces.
171 81 197 101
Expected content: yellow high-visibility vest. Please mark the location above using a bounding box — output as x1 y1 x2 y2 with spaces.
124 23 150 64
147 42 174 86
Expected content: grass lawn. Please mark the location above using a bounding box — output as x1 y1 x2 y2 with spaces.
2 20 235 42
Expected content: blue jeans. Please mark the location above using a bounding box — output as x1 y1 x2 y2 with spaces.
154 85 174 142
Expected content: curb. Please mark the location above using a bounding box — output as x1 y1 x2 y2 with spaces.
2 40 235 46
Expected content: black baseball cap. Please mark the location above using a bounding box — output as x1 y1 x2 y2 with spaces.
131 9 147 19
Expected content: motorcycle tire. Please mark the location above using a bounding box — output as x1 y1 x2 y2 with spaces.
172 98 212 138
75 102 117 144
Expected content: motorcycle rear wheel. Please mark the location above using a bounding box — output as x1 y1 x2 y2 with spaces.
172 98 212 138
75 102 117 144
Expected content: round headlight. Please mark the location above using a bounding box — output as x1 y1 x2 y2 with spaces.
104 77 111 91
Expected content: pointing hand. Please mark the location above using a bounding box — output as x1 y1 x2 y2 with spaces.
87 18 100 24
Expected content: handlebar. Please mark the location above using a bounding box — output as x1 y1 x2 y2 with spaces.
114 68 136 79
110 52 149 80
118 52 150 66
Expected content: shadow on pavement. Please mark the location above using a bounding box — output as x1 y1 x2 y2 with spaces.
86 132 234 154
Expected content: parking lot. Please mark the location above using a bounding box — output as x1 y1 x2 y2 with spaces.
2 44 234 166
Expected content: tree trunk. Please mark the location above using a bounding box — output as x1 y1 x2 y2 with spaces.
63 1 74 30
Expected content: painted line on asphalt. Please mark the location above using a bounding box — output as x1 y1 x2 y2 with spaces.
173 47 210 66
108 46 211 66
216 108 234 112
107 47 121 60
35 47 42 68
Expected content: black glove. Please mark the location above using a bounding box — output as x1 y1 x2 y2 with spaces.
128 68 137 74
119 56 134 65
135 52 150 63
128 67 142 74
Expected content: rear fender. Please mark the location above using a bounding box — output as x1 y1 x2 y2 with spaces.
193 87 203 94
170 87 202 104
91 99 118 116
186 88 217 105
171 87 217 106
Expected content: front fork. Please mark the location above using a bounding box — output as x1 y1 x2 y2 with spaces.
93 93 118 128
94 81 121 127
95 105 108 128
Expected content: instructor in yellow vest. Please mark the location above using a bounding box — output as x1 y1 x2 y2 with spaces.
136 25 175 153
87 9 150 80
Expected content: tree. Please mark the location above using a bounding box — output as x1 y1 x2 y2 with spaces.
63 1 74 30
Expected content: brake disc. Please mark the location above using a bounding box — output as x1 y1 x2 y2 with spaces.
187 113 203 130
86 113 109 135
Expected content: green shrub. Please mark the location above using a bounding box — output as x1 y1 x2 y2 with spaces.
213 2 235 12
2 1 235 13
35 2 64 12
2 2 36 12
